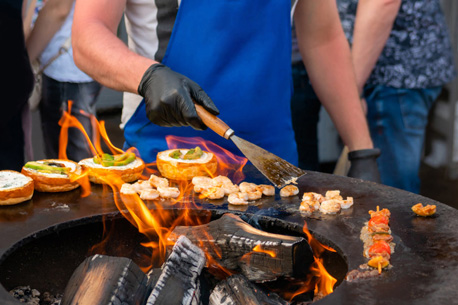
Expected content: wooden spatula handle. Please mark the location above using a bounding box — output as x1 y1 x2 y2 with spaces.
194 104 234 139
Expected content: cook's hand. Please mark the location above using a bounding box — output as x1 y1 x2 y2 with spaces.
347 148 381 183
138 64 219 130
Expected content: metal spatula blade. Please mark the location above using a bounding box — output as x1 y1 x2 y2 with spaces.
230 135 306 188
194 104 306 188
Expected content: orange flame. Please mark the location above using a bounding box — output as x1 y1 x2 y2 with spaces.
291 222 337 300
58 102 337 300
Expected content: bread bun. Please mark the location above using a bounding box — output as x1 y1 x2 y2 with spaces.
0 170 34 205
79 154 145 184
21 159 82 192
156 148 217 180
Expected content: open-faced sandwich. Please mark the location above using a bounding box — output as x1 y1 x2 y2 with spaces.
156 146 217 180
21 159 82 192
79 152 145 184
0 170 34 205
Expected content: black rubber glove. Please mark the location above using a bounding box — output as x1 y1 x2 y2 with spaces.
347 148 381 183
138 64 219 130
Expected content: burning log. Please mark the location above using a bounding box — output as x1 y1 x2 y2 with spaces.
146 235 206 305
209 274 289 305
168 213 314 282
60 255 149 305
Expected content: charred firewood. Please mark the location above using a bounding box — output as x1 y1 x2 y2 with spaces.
209 274 289 305
60 255 149 305
168 213 314 282
146 235 206 305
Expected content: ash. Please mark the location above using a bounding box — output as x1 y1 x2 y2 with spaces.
9 286 61 305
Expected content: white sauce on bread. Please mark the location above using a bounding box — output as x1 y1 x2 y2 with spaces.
0 171 32 190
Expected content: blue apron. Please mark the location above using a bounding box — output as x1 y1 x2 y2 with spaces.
124 0 298 165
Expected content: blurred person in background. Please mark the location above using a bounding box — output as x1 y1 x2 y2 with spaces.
0 0 34 171
26 0 102 162
291 0 456 193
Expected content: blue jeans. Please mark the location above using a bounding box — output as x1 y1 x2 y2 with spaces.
365 85 442 193
40 75 102 162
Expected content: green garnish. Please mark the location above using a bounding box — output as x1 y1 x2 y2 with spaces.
183 146 203 160
24 161 69 175
169 150 183 159
93 153 136 167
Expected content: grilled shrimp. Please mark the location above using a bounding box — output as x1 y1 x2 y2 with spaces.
120 183 136 195
228 192 249 205
140 189 160 200
299 202 313 216
325 190 342 201
301 192 322 211
341 196 354 209
319 199 341 214
149 174 169 188
132 180 153 193
157 186 180 198
201 187 225 200
212 175 239 195
258 184 275 196
192 175 213 193
280 185 299 197
239 182 258 193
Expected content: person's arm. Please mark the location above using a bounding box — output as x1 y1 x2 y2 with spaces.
352 0 401 93
72 0 154 93
26 0 75 62
72 0 218 130
294 0 372 152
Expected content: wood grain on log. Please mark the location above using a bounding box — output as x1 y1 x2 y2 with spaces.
169 213 314 282
209 274 289 305
60 255 149 305
146 235 206 305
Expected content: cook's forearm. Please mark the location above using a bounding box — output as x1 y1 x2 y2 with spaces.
303 35 373 151
352 0 401 92
72 21 155 93
72 0 156 94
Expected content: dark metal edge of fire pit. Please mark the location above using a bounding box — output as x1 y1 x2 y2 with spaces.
0 167 457 305
0 208 344 305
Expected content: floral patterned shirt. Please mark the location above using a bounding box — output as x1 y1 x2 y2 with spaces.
338 0 456 88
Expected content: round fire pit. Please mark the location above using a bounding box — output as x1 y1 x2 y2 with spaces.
0 166 457 305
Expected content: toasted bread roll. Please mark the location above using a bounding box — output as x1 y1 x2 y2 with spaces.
0 170 34 205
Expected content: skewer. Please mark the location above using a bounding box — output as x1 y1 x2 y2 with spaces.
378 262 382 274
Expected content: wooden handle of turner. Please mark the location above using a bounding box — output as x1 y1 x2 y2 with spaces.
194 104 233 139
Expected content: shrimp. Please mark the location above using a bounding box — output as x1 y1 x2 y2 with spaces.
227 192 249 205
303 192 325 203
149 174 169 188
301 192 322 211
341 196 354 209
157 186 180 199
247 189 263 200
319 199 341 214
412 203 436 217
131 180 153 194
258 184 275 196
120 183 136 195
212 175 239 195
299 202 313 216
192 176 213 193
239 182 258 193
140 189 160 200
280 185 299 197
201 187 225 200
325 190 342 201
